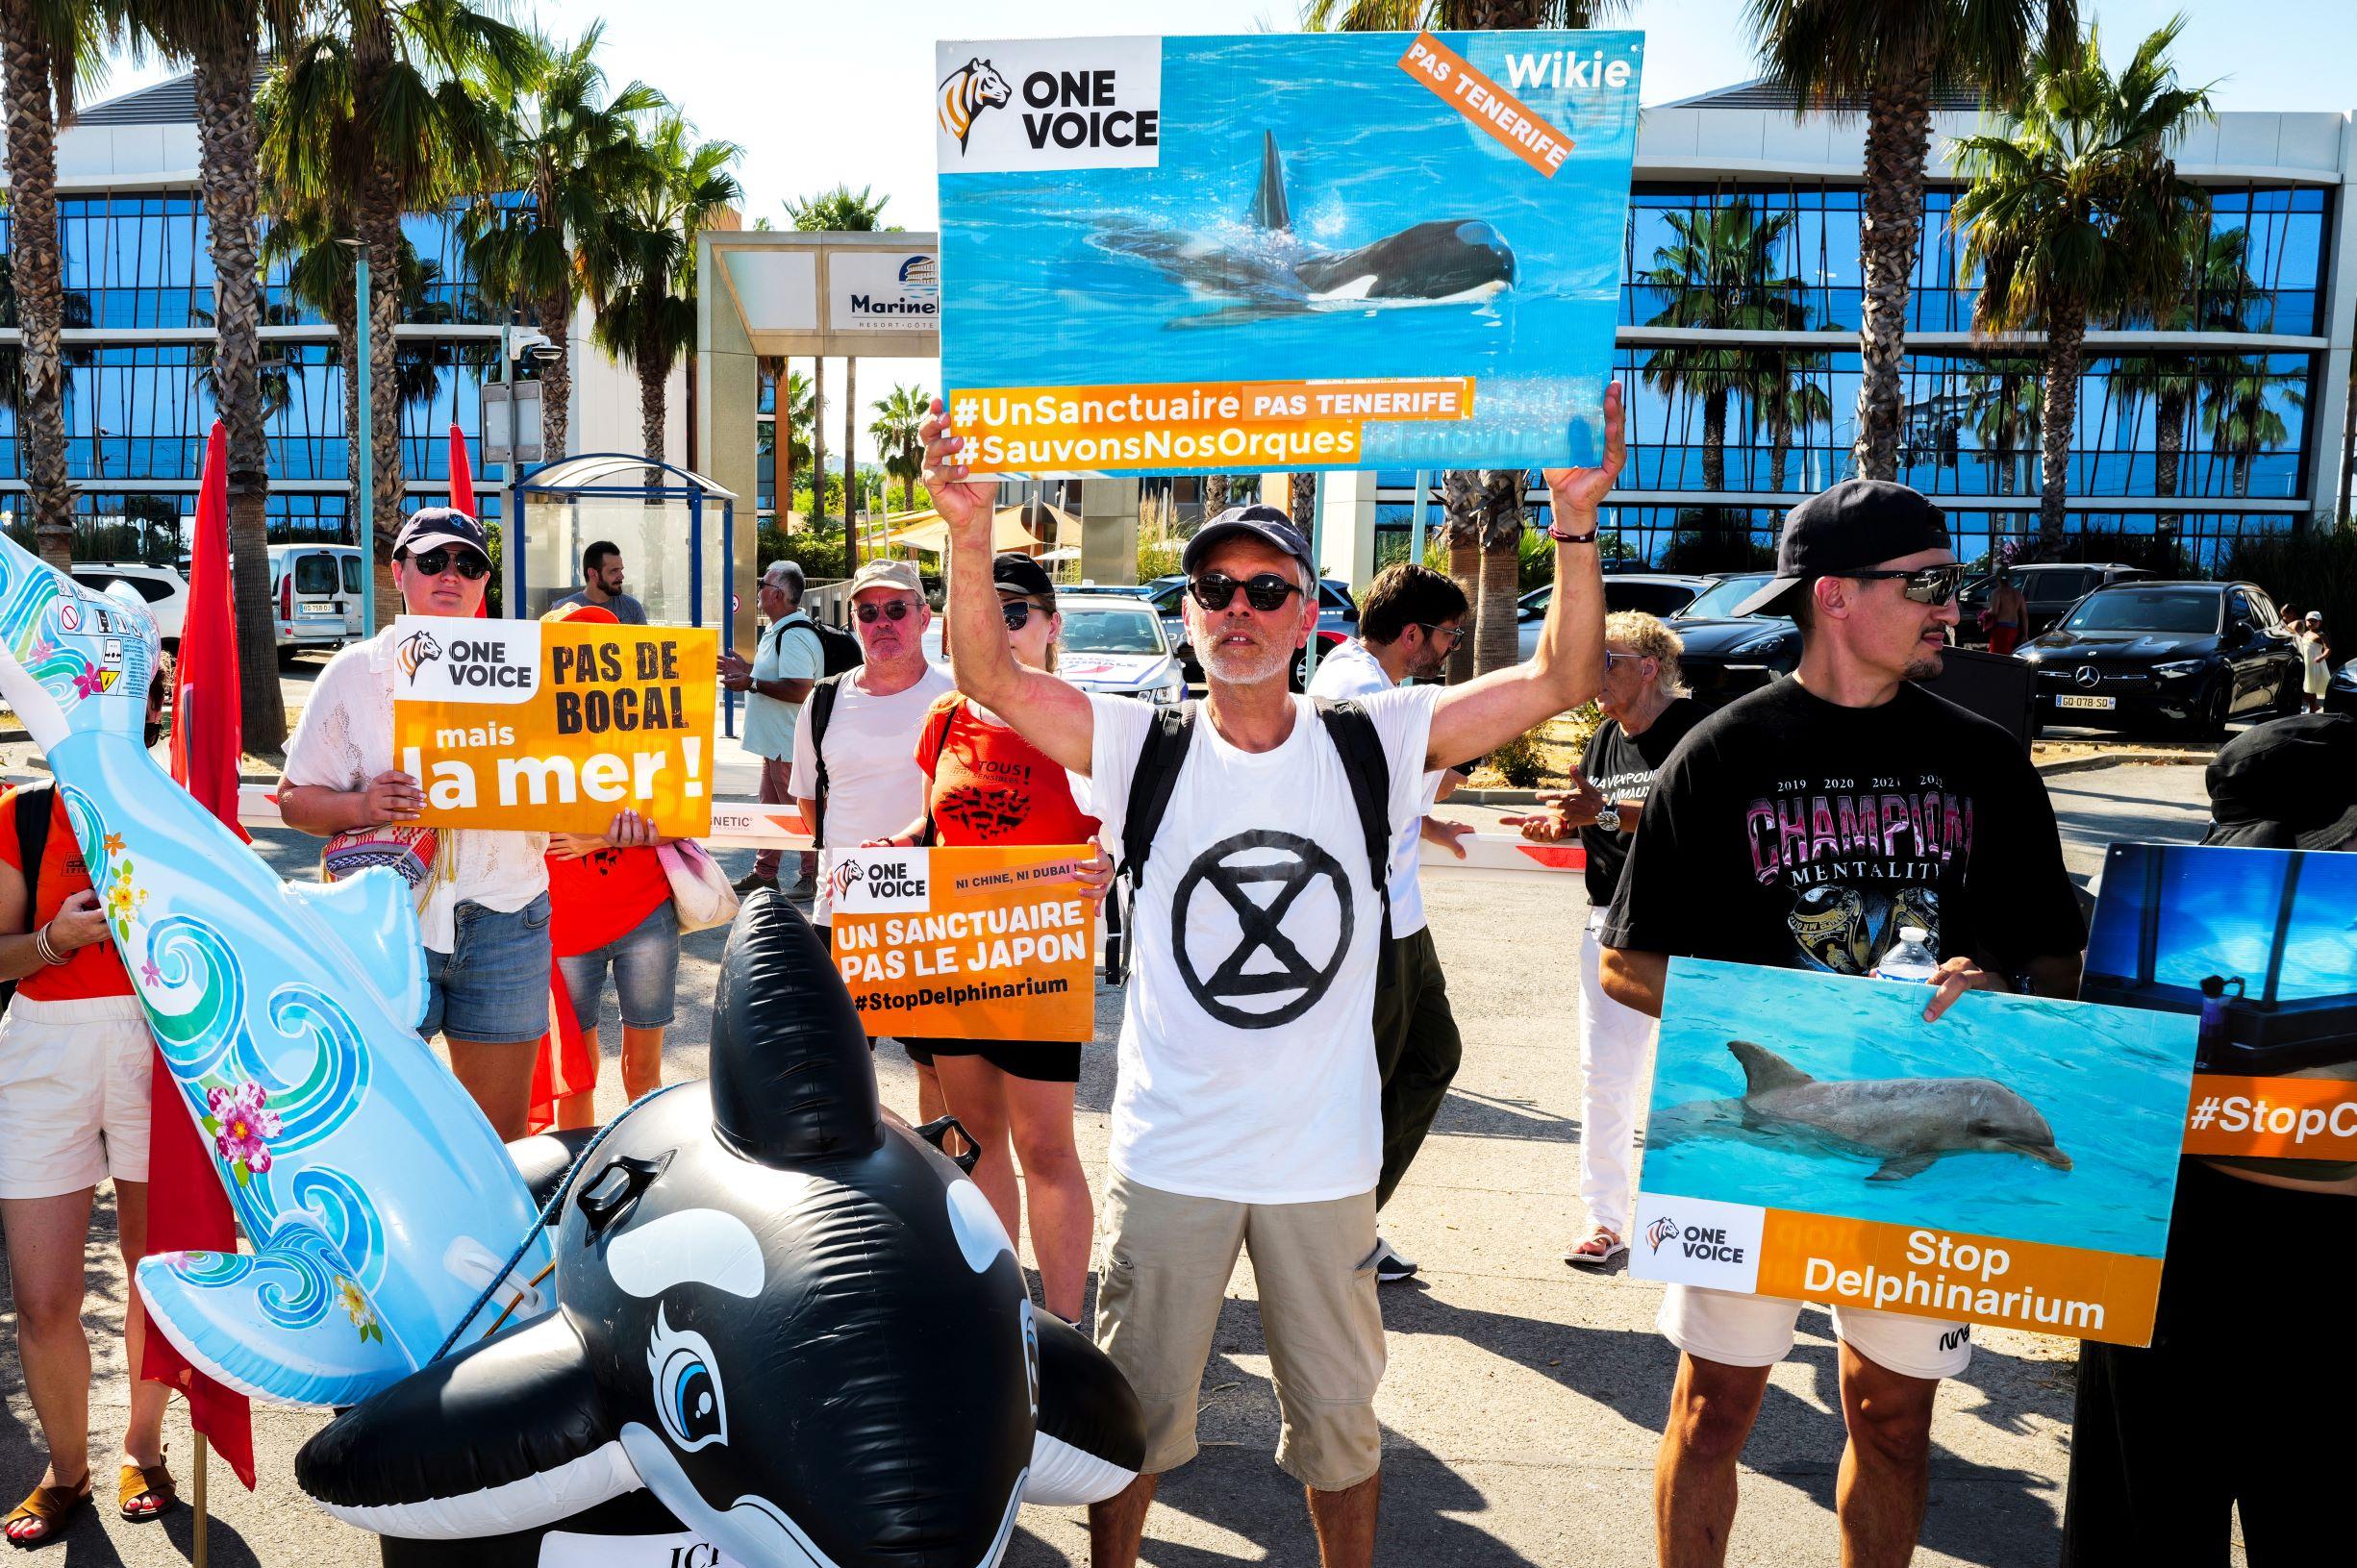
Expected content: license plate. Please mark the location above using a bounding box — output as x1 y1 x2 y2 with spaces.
2057 694 2116 710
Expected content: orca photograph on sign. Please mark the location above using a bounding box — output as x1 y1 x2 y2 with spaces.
1630 959 2197 1346
936 30 1642 477
2081 842 2357 1162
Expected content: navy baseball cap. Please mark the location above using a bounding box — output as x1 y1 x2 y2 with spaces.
1183 504 1317 584
393 507 489 561
1732 480 1951 618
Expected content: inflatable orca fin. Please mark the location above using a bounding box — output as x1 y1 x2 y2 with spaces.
297 1308 642 1539
284 868 430 1032
1250 129 1291 232
710 889 882 1163
137 1223 414 1408
1027 1312 1148 1506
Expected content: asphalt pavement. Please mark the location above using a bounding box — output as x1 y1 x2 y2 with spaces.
0 761 2219 1567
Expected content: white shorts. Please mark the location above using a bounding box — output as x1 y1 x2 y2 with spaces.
0 993 155 1200
1660 1282 1972 1382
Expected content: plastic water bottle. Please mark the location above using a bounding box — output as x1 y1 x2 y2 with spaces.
1871 927 1941 983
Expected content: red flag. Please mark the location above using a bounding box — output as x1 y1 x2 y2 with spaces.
147 421 258 1488
450 424 489 618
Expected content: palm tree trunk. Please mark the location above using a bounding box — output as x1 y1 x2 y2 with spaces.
1289 471 1316 532
337 310 361 545
811 357 827 530
537 288 571 460
192 36 288 750
1769 405 1791 495
842 358 858 569
1475 471 1523 678
1703 389 1728 492
2 2 72 568
767 357 793 529
1854 65 1936 481
1202 472 1229 521
1441 469 1482 684
2039 313 2085 549
353 12 402 610
2155 386 2184 535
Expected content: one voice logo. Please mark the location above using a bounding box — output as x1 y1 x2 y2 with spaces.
1628 1194 1765 1293
396 619 540 704
937 38 1163 174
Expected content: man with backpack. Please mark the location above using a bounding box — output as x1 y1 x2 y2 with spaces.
722 560 850 896
922 388 1618 1568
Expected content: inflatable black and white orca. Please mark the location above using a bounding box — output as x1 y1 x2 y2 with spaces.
295 889 1144 1565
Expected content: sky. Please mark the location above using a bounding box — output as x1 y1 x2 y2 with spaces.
89 1 2357 463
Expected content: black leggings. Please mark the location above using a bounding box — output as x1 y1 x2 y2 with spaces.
2062 1158 2354 1565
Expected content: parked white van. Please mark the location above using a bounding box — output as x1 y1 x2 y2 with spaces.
268 543 365 655
70 562 188 655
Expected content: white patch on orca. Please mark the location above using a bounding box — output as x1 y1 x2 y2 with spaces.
1311 275 1378 302
946 1180 1016 1274
607 1207 765 1300
647 1305 730 1454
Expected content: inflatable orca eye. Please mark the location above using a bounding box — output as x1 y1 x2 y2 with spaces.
648 1306 728 1454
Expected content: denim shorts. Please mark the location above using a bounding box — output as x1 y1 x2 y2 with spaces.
422 894 555 1046
556 901 680 1033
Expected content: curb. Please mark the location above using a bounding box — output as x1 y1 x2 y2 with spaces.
2034 749 2210 778
1452 787 1544 806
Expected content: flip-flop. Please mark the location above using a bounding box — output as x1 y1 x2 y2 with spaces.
5 1475 91 1548
116 1452 176 1523
1564 1229 1627 1270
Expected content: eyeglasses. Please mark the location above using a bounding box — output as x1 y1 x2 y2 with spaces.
855 599 915 624
1000 599 1050 631
1416 622 1467 650
1843 564 1967 607
405 547 489 581
1189 571 1302 613
1602 650 1648 671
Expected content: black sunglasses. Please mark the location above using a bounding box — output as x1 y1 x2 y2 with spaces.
1000 599 1050 631
405 546 489 581
1416 622 1467 650
1189 571 1303 613
855 599 915 624
1843 564 1967 607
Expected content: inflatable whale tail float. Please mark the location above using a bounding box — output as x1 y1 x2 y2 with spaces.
0 531 553 1408
297 890 1145 1562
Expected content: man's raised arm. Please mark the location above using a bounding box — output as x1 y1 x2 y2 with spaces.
1421 382 1623 771
922 400 1099 776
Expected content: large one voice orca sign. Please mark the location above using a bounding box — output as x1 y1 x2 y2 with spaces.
1630 959 2198 1347
937 31 1642 477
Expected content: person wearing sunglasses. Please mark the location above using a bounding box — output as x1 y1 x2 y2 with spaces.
1593 479 2085 1568
920 384 1616 1568
281 510 555 1139
1304 561 1477 1285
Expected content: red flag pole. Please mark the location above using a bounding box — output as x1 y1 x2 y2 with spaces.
150 421 257 1504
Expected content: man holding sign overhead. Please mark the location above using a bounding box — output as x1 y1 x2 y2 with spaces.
922 386 1615 1568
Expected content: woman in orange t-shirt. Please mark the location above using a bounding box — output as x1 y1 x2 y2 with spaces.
868 553 1107 1321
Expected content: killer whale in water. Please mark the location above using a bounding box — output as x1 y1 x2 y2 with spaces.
1091 130 1516 324
1653 1041 2073 1182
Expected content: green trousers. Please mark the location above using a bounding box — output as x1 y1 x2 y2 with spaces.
1371 925 1464 1209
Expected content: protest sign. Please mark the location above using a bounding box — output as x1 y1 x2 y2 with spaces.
391 615 718 836
936 30 1642 476
2082 842 2357 1162
1630 959 2197 1347
828 845 1096 1041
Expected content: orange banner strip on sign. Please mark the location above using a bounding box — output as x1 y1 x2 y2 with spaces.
1398 33 1574 178
2181 1072 2357 1159
1754 1209 2165 1348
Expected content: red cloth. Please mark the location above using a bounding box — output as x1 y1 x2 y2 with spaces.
547 847 672 956
145 421 257 1488
527 955 593 1136
450 424 488 618
1989 624 2023 657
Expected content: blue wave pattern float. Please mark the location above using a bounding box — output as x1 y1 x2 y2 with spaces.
0 533 551 1406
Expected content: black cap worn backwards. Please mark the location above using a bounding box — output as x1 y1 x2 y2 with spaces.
1182 504 1317 585
991 552 1056 606
1731 479 1952 618
2202 712 2357 850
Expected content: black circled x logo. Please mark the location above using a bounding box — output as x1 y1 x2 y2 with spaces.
1172 831 1352 1031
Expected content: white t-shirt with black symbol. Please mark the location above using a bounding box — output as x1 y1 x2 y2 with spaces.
1079 687 1441 1204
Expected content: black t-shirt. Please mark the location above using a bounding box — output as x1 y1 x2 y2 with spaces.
1600 679 2084 977
1579 698 1704 907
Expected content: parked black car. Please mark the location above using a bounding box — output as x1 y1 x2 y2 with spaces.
1957 562 2153 645
2018 580 2304 736
1666 572 1803 707
2327 657 2357 717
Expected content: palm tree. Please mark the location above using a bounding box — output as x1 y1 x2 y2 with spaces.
462 25 662 464
783 183 898 234
1750 349 1834 493
1748 0 2068 481
1958 356 2043 501
1 0 105 568
1951 18 2214 547
2201 357 2301 500
1639 197 1802 491
867 383 928 512
260 0 532 601
2113 228 2256 535
589 113 742 465
768 361 812 523
128 0 301 747
786 183 890 561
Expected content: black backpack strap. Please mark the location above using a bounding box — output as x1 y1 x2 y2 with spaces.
1107 701 1196 984
1312 698 1399 986
914 695 965 848
807 673 847 846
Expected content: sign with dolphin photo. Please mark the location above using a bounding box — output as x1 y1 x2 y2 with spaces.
2081 842 2357 1162
1630 960 2198 1347
935 31 1642 476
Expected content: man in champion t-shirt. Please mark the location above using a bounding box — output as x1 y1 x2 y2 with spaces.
922 389 1617 1568
1600 480 2084 1568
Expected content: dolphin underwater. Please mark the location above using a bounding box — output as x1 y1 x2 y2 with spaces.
296 891 1146 1563
1091 130 1517 324
0 532 551 1408
1654 1041 2073 1182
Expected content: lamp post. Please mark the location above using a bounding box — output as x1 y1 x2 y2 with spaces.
339 238 376 636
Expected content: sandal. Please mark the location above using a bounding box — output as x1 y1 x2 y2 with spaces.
1564 1227 1627 1270
4 1475 91 1548
117 1452 176 1523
